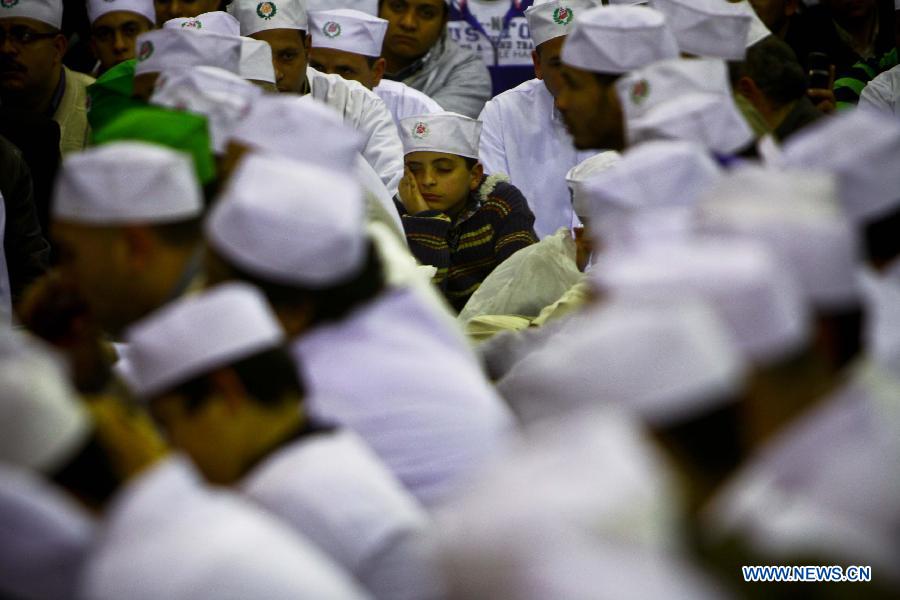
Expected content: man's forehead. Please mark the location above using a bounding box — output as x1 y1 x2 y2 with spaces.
310 46 369 65
387 0 445 10
92 11 150 28
0 16 55 31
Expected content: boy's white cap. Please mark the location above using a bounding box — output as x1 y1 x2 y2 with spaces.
697 167 862 311
205 153 367 288
593 238 810 365
134 29 243 76
525 0 597 48
561 5 679 74
650 0 752 60
307 0 378 14
0 329 91 473
87 0 155 26
240 36 276 83
499 297 747 427
52 142 202 225
232 0 308 35
776 108 900 224
151 66 262 153
229 94 365 171
122 283 285 398
0 0 62 29
309 9 387 57
164 11 241 35
617 57 753 155
399 112 482 159
583 140 719 247
565 150 621 218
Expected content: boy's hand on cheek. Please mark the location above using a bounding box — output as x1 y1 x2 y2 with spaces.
400 167 432 215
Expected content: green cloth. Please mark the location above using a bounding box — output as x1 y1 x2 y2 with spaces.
86 60 145 132
92 105 216 184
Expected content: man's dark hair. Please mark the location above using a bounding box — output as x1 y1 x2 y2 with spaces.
863 205 900 268
737 36 808 108
165 347 305 411
377 0 450 20
220 240 386 326
49 431 121 510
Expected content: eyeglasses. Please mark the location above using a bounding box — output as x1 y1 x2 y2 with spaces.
0 26 58 48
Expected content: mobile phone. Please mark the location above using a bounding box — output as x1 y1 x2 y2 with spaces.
807 52 831 89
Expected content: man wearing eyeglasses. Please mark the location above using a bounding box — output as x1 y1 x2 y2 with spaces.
0 0 93 154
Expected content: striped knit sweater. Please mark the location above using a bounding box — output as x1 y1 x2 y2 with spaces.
397 174 538 311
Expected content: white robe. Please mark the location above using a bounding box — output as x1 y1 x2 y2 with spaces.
0 464 93 600
859 64 900 116
308 67 404 197
80 456 368 600
478 78 593 239
0 192 10 323
240 429 443 600
291 287 516 507
374 79 442 128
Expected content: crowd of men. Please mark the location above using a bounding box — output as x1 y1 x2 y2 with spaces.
1 0 900 597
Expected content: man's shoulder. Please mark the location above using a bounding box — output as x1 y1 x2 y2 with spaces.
308 67 383 103
479 176 531 212
375 79 440 108
432 34 487 68
484 78 546 108
64 66 96 90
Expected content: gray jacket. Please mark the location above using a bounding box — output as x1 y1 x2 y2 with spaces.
386 33 491 119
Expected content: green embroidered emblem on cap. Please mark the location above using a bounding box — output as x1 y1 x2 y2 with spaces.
181 19 202 29
257 1 277 20
323 21 341 38
412 121 429 138
137 40 154 62
552 6 573 26
0 0 20 9
630 79 650 105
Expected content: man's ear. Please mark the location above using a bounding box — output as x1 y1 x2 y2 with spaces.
121 225 157 271
371 57 386 87
53 33 68 62
469 161 484 191
206 367 248 413
736 75 759 100
532 49 543 80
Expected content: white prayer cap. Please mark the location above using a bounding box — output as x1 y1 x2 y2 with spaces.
122 283 285 398
240 36 276 83
525 0 596 48
738 0 772 47
697 167 862 311
164 11 241 35
87 0 155 26
593 238 810 364
498 298 746 427
561 6 679 75
232 0 308 35
776 108 900 224
565 150 621 218
151 66 262 154
53 142 202 225
0 0 62 28
229 94 365 171
307 0 378 14
583 140 719 247
134 29 243 76
399 112 481 159
616 57 753 154
649 0 752 60
206 153 367 288
0 328 91 473
309 9 387 57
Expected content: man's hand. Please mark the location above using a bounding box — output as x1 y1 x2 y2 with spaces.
399 167 431 215
808 65 836 114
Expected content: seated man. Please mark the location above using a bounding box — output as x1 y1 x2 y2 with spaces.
396 112 538 311
307 8 442 126
0 0 94 154
379 0 491 117
87 0 156 75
